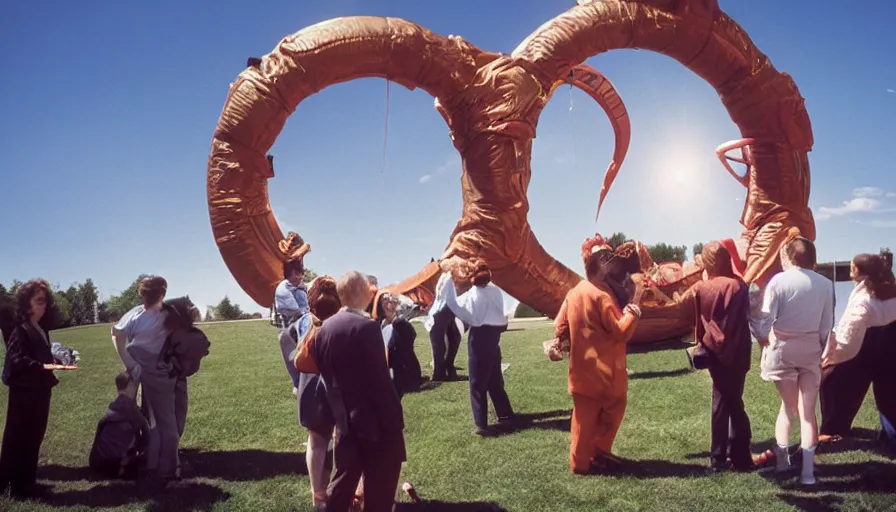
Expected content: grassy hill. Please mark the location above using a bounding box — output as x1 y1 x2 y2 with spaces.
0 321 892 511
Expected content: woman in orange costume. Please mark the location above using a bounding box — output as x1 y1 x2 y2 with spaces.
554 235 644 474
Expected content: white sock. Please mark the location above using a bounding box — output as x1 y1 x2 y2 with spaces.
775 444 791 472
800 445 817 484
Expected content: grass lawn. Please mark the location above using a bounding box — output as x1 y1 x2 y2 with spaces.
0 320 893 511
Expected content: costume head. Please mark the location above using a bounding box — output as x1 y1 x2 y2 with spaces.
581 234 633 308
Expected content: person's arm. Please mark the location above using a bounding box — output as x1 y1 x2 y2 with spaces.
693 284 705 345
294 321 320 374
5 326 51 374
598 295 640 343
554 298 570 341
824 295 871 365
275 284 301 322
752 279 778 346
123 399 151 449
111 310 138 370
444 278 477 326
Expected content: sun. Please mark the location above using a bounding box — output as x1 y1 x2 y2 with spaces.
674 170 687 183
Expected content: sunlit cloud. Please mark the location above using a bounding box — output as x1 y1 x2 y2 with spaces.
419 174 432 184
888 88 895 93
852 186 885 198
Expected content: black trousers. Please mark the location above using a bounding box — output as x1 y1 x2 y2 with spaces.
467 325 513 429
327 432 404 512
429 307 461 380
708 365 752 467
820 323 896 437
0 387 52 498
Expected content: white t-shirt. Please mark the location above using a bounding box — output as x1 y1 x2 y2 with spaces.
444 280 507 328
112 305 169 371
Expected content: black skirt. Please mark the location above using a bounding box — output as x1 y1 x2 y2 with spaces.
297 372 335 437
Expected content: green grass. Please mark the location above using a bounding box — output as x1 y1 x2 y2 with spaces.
1 321 893 511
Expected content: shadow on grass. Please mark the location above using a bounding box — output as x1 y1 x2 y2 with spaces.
395 500 508 511
501 409 572 434
627 338 691 354
815 428 894 457
762 460 896 495
629 368 692 380
41 449 309 483
38 480 229 511
181 449 308 480
600 459 710 479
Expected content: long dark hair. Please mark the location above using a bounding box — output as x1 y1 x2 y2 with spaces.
853 253 896 300
15 279 59 331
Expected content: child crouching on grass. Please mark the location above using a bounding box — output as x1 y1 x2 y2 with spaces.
89 372 149 479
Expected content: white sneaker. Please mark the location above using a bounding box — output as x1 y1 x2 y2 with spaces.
800 445 817 485
292 386 298 396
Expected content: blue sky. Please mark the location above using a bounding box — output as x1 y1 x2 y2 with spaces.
1 0 894 316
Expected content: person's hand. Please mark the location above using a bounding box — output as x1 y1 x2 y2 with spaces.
757 338 770 349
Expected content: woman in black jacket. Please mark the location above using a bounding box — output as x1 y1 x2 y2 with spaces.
0 280 66 499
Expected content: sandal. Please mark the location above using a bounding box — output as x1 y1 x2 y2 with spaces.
818 434 842 444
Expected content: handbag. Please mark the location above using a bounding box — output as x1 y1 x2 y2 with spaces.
686 343 711 370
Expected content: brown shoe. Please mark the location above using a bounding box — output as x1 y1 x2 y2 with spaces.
818 434 842 444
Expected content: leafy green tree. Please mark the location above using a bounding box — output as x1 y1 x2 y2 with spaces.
52 289 73 328
514 303 544 318
106 275 151 320
204 307 216 323
693 242 705 260
76 279 99 324
647 243 688 264
607 232 628 249
304 268 318 283
215 296 243 321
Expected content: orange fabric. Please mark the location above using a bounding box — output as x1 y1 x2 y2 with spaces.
570 393 627 472
293 320 322 374
554 280 638 400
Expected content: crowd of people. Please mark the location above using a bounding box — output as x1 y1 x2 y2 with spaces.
0 276 208 499
549 236 895 486
0 234 893 509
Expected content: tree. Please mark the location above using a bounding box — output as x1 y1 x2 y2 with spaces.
96 301 111 324
607 232 628 249
303 268 318 283
72 279 99 325
106 275 151 320
204 307 216 323
514 302 543 318
647 243 688 264
693 242 705 260
52 289 73 328
215 296 243 321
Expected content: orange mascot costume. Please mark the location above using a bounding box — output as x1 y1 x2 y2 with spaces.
553 235 642 474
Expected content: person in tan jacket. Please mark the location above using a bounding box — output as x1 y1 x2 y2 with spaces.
553 235 644 474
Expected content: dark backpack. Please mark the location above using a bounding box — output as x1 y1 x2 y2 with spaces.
160 327 210 379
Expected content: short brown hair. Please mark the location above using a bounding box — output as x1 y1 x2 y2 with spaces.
783 237 817 269
337 271 371 310
139 276 168 307
308 276 341 321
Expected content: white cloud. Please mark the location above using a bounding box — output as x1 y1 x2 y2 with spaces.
888 88 895 93
853 186 885 198
887 192 896 199
816 197 881 220
419 157 460 185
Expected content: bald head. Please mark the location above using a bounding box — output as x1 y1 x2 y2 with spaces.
337 271 372 310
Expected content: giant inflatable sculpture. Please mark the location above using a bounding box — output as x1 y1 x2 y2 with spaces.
208 0 814 344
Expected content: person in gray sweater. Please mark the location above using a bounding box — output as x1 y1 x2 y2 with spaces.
89 372 149 478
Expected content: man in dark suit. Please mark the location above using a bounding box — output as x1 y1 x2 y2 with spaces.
312 271 406 512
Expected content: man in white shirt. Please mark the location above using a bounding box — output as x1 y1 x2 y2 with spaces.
425 272 462 381
752 237 833 485
443 262 514 436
